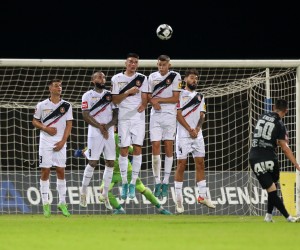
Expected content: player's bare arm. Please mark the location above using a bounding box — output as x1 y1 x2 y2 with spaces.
151 91 180 105
82 110 108 139
147 93 153 103
195 112 205 135
148 93 160 110
277 139 300 171
104 108 119 131
32 118 57 136
53 120 72 151
137 92 148 113
150 91 180 111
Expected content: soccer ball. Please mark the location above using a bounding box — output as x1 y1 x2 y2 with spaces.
156 24 173 40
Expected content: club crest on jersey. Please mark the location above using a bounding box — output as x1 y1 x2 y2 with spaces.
198 95 201 101
136 80 142 87
60 107 65 114
106 95 111 101
166 79 171 85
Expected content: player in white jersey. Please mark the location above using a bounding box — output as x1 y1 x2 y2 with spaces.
148 55 182 198
32 79 73 218
174 69 215 214
79 71 118 210
111 53 148 200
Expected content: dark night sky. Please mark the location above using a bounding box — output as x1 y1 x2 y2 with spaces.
0 1 299 60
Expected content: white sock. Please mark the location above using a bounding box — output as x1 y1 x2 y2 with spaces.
102 166 113 197
197 180 207 198
163 156 173 184
266 213 272 218
40 179 50 205
119 155 128 184
152 155 161 184
174 181 183 202
57 179 67 204
81 164 94 194
131 155 142 185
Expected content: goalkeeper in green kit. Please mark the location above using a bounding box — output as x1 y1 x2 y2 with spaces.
75 131 172 215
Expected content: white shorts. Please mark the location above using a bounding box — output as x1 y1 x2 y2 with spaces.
39 147 66 168
176 137 205 159
87 132 116 161
150 113 176 141
118 119 145 147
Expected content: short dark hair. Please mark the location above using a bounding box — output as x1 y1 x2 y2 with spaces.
49 79 62 86
184 68 199 78
91 71 105 81
275 99 288 111
126 53 139 59
157 55 170 61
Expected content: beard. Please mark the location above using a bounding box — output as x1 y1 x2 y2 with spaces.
187 83 196 90
95 83 105 89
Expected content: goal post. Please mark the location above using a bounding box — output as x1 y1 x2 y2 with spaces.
296 67 300 216
0 59 299 216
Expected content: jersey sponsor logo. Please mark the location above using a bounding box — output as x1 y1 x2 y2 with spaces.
182 96 190 103
253 160 274 176
118 82 127 90
82 101 88 109
42 109 52 117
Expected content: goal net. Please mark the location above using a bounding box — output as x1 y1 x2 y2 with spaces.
1 59 299 216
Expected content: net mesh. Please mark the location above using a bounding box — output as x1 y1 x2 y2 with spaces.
0 63 297 215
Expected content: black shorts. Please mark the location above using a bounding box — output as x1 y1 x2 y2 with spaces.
249 149 279 189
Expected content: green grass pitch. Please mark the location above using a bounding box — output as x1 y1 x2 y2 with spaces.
0 215 299 250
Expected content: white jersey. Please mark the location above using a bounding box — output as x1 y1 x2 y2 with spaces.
176 90 206 138
81 89 116 137
111 72 148 120
148 70 182 115
34 98 73 148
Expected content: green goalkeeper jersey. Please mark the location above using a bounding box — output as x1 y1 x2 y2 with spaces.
113 133 133 174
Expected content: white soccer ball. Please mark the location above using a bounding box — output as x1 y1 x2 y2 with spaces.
156 24 173 40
